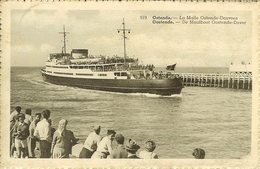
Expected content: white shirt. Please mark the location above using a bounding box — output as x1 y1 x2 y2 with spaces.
139 150 158 159
10 110 19 122
24 114 32 125
96 136 113 154
34 118 52 142
83 131 102 152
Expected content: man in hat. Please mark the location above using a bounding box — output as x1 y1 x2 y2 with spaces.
110 134 128 159
79 125 102 158
91 129 116 159
13 113 30 158
125 138 140 159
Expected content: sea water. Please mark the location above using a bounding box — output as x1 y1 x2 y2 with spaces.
10 67 251 159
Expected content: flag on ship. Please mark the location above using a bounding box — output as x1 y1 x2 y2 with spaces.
166 63 177 70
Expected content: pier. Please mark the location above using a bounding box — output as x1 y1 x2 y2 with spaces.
178 73 252 89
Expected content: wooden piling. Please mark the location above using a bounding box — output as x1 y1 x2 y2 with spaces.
177 73 251 90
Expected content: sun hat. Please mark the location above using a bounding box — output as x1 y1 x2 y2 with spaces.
145 139 156 152
125 139 140 151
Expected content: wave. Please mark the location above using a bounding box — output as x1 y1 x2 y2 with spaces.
86 89 183 98
23 78 49 86
126 92 182 98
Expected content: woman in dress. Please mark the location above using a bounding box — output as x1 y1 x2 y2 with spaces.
51 119 78 158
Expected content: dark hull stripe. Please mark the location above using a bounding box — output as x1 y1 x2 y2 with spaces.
41 71 183 96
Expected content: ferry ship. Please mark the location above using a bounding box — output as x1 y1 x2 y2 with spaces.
41 20 183 96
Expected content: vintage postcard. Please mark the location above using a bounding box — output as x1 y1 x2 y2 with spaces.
1 2 259 168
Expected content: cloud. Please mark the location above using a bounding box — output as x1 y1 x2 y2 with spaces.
10 9 252 67
14 9 69 30
12 44 35 53
40 44 56 53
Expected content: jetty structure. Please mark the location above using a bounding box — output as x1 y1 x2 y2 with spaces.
41 20 183 96
178 62 252 90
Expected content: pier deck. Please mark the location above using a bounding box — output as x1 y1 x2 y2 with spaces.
177 73 252 89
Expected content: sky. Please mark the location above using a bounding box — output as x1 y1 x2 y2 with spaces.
11 9 252 67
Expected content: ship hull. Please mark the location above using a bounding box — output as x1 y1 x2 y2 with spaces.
41 70 183 96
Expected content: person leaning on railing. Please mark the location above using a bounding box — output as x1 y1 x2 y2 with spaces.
51 119 79 158
79 125 102 158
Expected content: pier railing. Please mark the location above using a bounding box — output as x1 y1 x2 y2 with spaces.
178 73 252 89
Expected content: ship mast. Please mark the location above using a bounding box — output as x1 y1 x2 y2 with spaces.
59 25 70 55
117 18 131 67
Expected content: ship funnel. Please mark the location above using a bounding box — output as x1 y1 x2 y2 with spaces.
71 49 88 59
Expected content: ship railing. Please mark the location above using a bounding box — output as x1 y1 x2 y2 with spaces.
129 70 182 80
90 65 150 72
41 69 46 72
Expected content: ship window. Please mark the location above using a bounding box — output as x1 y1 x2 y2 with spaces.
98 74 107 76
76 73 93 76
54 72 73 75
47 71 52 73
52 66 68 69
121 72 127 76
46 65 52 67
114 72 120 76
70 66 79 69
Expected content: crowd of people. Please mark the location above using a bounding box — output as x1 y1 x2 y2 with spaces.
10 106 205 159
10 106 78 158
78 126 158 159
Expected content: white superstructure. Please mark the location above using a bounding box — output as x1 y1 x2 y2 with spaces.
44 59 128 80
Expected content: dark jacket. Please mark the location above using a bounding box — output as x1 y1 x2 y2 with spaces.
51 130 77 155
13 122 30 140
